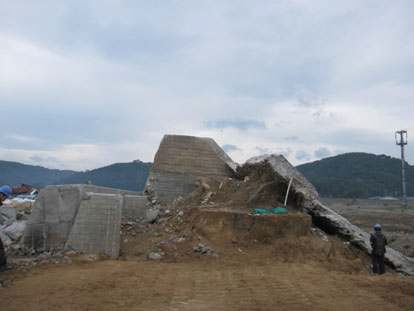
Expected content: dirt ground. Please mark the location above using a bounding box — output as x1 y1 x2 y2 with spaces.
325 198 414 257
2 172 414 310
1 221 413 311
1 258 414 311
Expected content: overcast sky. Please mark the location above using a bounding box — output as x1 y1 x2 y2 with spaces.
1 1 413 170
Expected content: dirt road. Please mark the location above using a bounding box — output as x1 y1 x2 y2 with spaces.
1 259 413 311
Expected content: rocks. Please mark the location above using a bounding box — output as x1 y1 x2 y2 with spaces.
147 251 164 260
193 243 214 255
143 208 160 224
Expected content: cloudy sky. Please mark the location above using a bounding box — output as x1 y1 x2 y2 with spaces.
1 1 413 170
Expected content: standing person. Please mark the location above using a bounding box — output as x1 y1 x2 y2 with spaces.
0 185 12 271
370 224 387 275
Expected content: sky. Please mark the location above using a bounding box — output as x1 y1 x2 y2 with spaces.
1 0 413 171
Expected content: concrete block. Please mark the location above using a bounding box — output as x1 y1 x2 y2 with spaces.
23 223 46 251
145 135 237 204
122 195 149 222
23 185 83 251
65 193 122 258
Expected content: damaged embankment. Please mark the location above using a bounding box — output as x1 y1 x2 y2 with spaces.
10 134 414 277
241 154 414 275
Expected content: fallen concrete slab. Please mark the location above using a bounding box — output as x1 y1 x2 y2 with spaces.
145 135 238 204
244 154 414 276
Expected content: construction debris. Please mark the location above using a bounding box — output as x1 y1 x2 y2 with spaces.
2 134 413 278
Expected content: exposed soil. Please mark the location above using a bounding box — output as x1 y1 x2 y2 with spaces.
1 258 414 311
2 173 414 309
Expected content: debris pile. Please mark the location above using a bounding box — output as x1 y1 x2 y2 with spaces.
4 134 414 277
142 135 414 275
0 189 37 250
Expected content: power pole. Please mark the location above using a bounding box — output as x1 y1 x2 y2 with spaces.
395 130 408 206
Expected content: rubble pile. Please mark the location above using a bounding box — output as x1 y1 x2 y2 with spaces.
0 194 36 250
142 135 414 275
3 134 414 277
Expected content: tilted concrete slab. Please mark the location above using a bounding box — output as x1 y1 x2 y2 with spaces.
244 154 414 276
246 154 319 199
65 193 122 258
145 135 238 204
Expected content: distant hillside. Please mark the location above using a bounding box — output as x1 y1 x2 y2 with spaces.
297 153 413 198
55 161 152 192
0 160 75 188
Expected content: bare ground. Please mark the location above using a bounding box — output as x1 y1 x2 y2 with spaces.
1 258 414 311
2 177 414 310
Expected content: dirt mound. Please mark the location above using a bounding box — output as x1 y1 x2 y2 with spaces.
188 208 311 244
118 205 368 274
117 163 374 275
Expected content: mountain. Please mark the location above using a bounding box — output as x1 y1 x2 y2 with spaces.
54 160 152 192
0 160 152 192
297 153 413 198
0 160 75 188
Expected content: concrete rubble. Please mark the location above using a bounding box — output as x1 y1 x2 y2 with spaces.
143 136 414 275
0 195 34 248
3 134 413 277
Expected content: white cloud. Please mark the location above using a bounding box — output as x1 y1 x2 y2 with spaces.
0 1 413 169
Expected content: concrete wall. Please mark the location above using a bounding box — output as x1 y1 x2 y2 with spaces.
24 185 83 251
145 135 238 204
66 193 122 258
24 185 149 257
122 195 149 222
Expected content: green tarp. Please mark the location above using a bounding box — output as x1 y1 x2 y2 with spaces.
253 207 288 215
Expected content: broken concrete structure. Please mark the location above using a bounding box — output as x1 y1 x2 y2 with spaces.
66 193 122 258
243 154 414 276
24 184 149 258
145 135 414 275
145 135 238 204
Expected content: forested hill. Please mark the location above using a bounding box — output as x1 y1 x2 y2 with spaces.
3 153 411 197
0 160 151 192
55 161 151 192
0 160 75 187
297 153 413 198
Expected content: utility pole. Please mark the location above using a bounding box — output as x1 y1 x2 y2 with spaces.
395 130 408 206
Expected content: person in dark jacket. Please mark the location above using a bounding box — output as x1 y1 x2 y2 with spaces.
370 224 387 274
0 185 12 271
